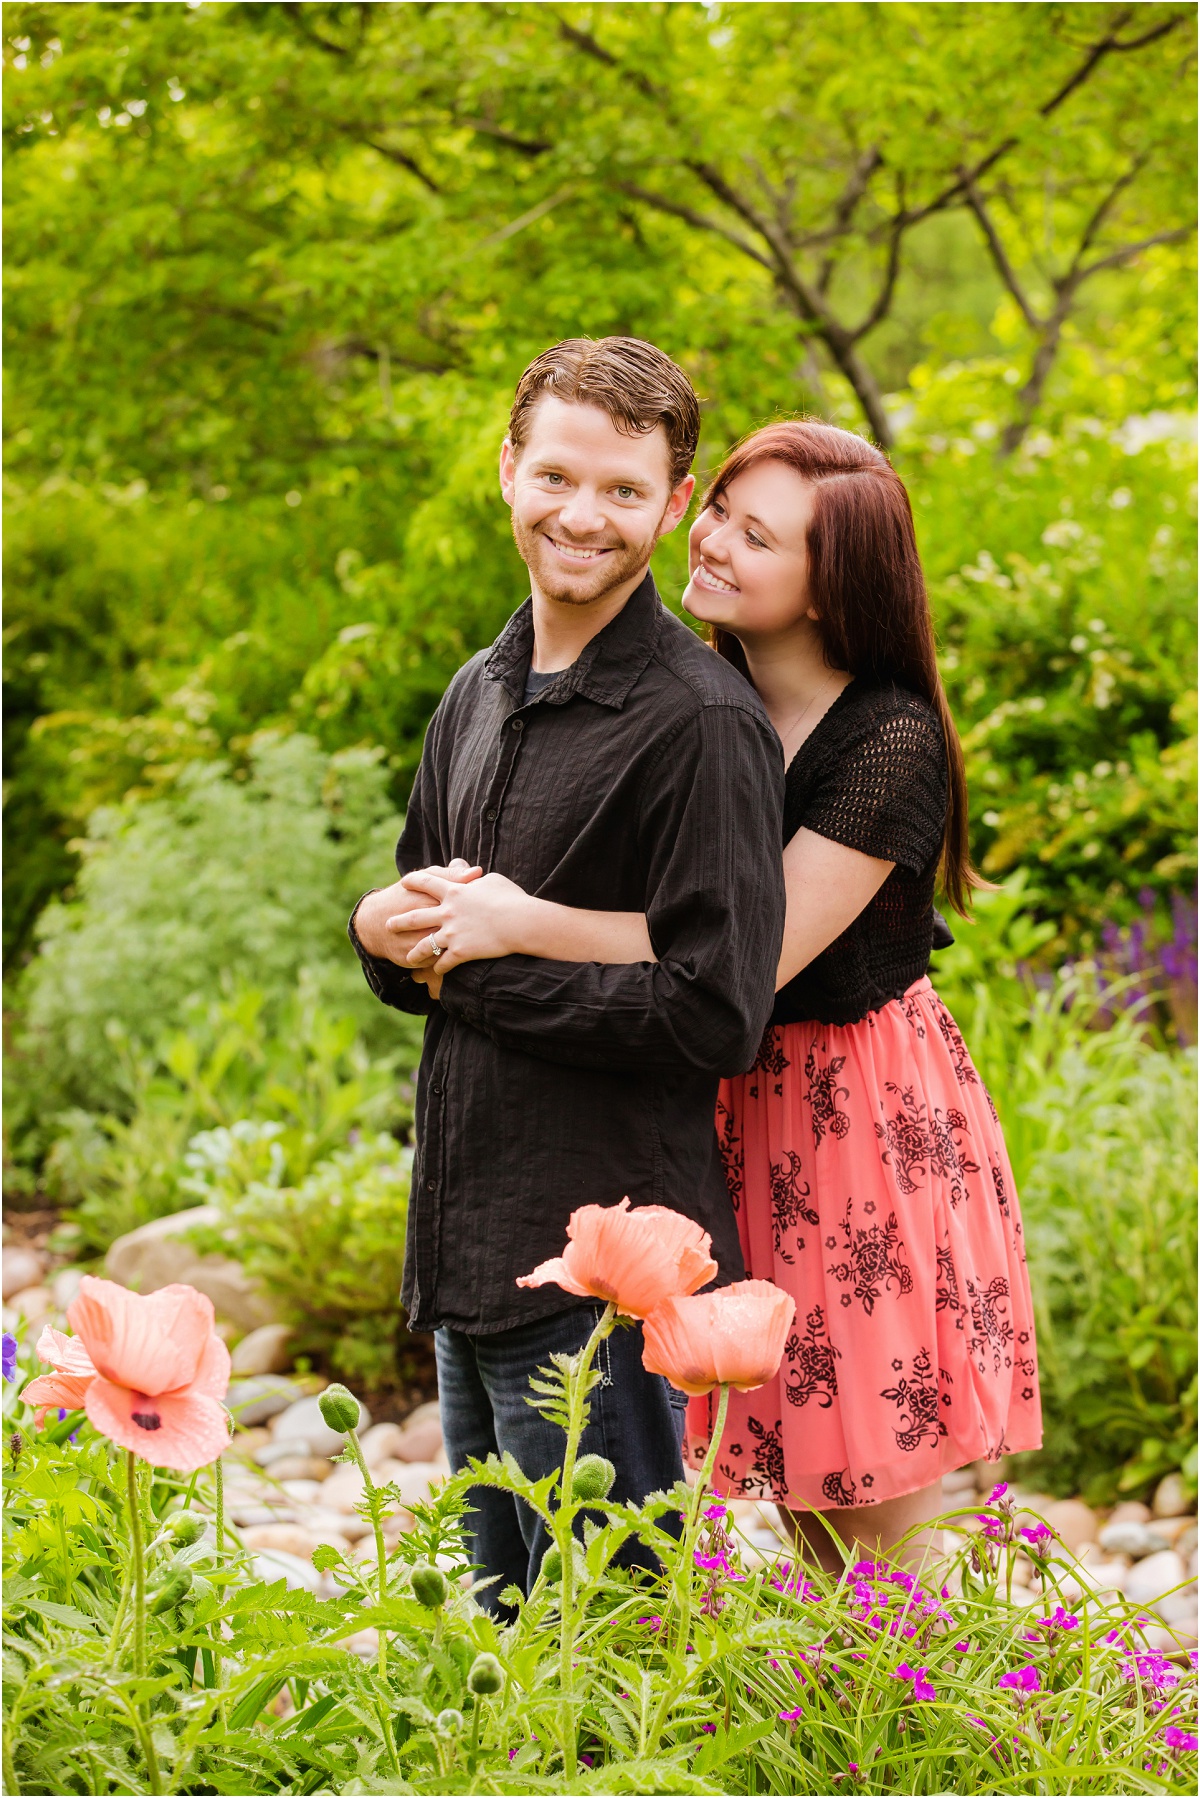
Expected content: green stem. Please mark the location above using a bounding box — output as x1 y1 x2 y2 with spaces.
343 1429 402 1778
468 1701 481 1777
213 1455 224 1573
554 1301 617 1778
126 1451 162 1795
647 1383 730 1754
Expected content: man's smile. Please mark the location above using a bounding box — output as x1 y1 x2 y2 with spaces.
544 533 617 562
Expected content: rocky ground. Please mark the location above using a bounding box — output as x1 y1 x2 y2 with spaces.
4 1219 1197 1655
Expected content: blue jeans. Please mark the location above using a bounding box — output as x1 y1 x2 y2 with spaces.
436 1304 687 1613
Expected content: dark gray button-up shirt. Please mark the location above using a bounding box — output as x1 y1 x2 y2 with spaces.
350 574 785 1333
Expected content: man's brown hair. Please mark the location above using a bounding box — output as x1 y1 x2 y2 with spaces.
508 337 700 487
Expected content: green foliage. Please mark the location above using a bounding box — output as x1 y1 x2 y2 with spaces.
187 1130 411 1390
10 733 408 1108
3 1331 1197 1796
14 980 409 1259
3 2 1195 958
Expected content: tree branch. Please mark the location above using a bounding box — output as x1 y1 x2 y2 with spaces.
962 176 1044 329
902 8 1192 228
848 196 906 342
280 2 349 59
360 137 441 194
462 119 552 156
615 182 775 270
1075 223 1194 282
818 147 883 293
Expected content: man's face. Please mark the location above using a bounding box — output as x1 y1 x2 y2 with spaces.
499 396 693 606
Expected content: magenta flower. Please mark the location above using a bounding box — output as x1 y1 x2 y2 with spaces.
1019 1522 1054 1557
989 1481 1009 1502
998 1664 1041 1697
778 1707 803 1723
953 1640 971 1652
893 1662 936 1701
703 1498 728 1521
1122 1652 1180 1692
637 1615 663 1632
1035 1606 1079 1633
699 1722 717 1735
1162 1726 1198 1752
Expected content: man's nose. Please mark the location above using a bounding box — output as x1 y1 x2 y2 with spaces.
556 486 608 538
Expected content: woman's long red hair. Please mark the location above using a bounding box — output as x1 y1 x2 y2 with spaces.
704 419 980 915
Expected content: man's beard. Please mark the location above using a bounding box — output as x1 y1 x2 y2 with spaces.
512 513 661 605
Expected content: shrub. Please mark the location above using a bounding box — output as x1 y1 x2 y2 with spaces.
185 1130 411 1389
9 732 413 1121
33 982 410 1260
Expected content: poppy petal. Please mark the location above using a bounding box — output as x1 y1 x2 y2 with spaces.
85 1376 229 1474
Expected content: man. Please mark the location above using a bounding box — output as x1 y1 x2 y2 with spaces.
350 337 785 1604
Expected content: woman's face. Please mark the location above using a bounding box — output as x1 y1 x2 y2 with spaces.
682 460 818 641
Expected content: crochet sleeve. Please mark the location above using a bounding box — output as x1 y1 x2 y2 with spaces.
802 700 947 874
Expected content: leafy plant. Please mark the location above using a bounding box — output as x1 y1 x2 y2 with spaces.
184 1130 411 1389
3 1315 1197 1796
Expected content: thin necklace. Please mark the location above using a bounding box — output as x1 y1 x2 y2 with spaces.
775 672 840 754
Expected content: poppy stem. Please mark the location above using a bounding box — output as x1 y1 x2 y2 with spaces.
342 1427 403 1777
674 1383 731 1659
126 1450 162 1794
555 1300 617 1777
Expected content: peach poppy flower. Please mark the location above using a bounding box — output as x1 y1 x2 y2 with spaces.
67 1277 231 1473
21 1325 98 1428
641 1280 796 1395
517 1198 718 1319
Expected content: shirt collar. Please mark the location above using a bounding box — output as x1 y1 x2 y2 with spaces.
485 571 664 710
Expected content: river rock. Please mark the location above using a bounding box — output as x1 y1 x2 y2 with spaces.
231 1324 294 1377
1098 1520 1169 1560
267 1456 332 1484
269 1392 370 1458
226 1376 302 1428
51 1268 84 1310
358 1423 410 1468
1145 1513 1194 1546
393 1417 444 1463
105 1206 276 1332
7 1286 54 1324
2 1246 44 1300
241 1523 331 1561
254 1436 316 1468
1124 1548 1188 1605
1044 1499 1098 1553
1156 1589 1199 1624
1108 1500 1152 1526
251 1548 325 1595
1152 1473 1192 1520
320 1456 427 1514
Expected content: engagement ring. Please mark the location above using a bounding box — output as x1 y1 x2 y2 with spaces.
426 935 444 958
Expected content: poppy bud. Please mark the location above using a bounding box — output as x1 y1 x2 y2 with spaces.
149 1566 193 1614
436 1708 464 1735
410 1562 449 1609
467 1652 504 1696
168 1510 206 1547
317 1383 360 1434
571 1454 616 1502
541 1544 563 1583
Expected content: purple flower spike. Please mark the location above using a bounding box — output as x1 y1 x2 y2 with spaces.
893 1662 936 1701
1162 1725 1198 1752
1 1333 18 1384
998 1664 1041 1696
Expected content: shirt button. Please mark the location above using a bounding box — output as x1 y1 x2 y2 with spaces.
485 806 497 820
431 1082 443 1095
511 718 524 732
426 1179 436 1192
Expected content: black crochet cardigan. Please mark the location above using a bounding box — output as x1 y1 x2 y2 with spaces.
772 679 948 1027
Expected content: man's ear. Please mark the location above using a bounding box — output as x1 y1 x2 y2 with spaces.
499 437 517 506
658 472 696 537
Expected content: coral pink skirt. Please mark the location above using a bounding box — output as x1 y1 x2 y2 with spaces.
686 979 1042 1510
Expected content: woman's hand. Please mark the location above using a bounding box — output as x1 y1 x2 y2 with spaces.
396 869 536 974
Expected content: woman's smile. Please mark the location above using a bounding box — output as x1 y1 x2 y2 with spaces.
692 558 740 594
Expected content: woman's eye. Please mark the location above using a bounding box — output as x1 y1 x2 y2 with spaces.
746 532 766 549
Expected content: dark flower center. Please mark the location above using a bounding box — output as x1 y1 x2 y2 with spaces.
130 1393 162 1431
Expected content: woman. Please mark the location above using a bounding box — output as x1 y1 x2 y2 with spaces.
397 420 1041 1568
